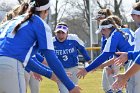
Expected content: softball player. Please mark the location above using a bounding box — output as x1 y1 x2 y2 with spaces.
101 15 135 93
53 22 91 93
112 2 140 93
77 17 134 91
0 0 80 93
95 9 120 93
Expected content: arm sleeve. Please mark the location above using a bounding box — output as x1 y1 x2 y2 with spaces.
35 53 44 63
128 51 140 61
25 58 53 78
40 49 75 91
74 36 91 61
25 67 30 73
77 45 91 61
85 52 114 72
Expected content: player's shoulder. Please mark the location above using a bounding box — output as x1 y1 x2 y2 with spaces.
135 27 140 34
113 30 122 36
67 34 84 46
33 15 51 33
67 34 79 40
53 37 57 42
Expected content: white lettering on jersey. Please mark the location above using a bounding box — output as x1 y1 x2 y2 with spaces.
55 48 74 55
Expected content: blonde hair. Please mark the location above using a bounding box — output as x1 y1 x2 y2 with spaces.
1 3 29 23
133 2 140 11
107 15 122 27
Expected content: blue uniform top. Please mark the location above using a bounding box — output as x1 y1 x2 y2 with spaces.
0 14 75 90
53 34 91 68
86 29 134 72
100 36 107 52
128 51 140 65
0 14 54 65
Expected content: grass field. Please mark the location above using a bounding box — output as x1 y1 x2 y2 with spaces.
27 69 105 93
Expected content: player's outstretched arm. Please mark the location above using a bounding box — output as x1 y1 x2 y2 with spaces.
77 68 88 79
114 52 128 66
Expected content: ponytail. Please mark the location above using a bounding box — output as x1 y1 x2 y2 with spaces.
106 9 113 17
12 7 35 34
107 17 128 40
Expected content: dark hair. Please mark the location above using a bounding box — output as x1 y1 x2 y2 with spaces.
18 3 29 15
1 3 29 24
12 0 49 34
133 2 140 11
98 8 113 18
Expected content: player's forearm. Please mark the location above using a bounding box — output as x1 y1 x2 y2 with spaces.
26 58 53 78
79 46 91 61
35 53 44 62
101 58 115 68
85 52 113 72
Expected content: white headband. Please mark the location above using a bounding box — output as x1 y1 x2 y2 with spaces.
95 24 114 34
35 2 50 11
54 25 68 33
131 9 140 15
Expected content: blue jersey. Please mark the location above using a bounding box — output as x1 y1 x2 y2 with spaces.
0 14 54 66
86 29 134 72
120 28 135 47
100 36 107 52
0 14 75 90
53 34 91 68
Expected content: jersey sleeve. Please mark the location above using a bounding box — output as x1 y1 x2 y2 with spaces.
128 51 140 61
33 18 54 50
35 53 44 63
25 57 53 78
85 52 114 72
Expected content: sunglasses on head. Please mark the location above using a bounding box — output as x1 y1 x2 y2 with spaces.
56 25 68 30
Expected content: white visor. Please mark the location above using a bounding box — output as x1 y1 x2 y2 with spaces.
54 25 68 33
95 24 114 34
131 9 140 15
35 2 50 11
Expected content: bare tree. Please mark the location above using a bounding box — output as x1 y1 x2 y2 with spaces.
83 0 89 27
52 0 69 31
97 0 123 18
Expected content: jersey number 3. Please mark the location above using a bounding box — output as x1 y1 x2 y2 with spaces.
62 55 68 61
